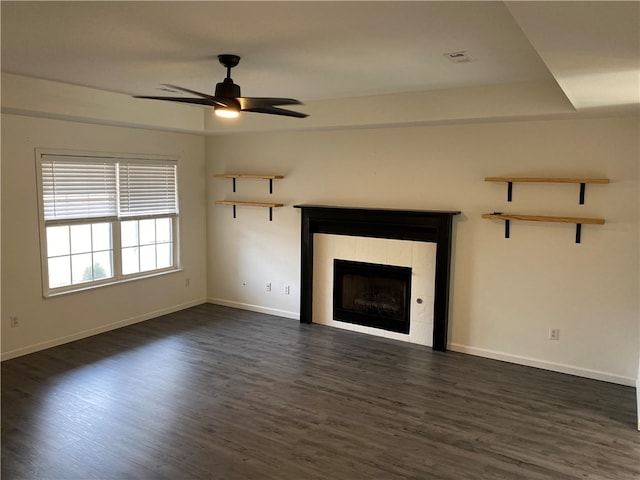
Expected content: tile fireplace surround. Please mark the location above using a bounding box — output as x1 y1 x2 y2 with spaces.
315 234 436 346
294 205 460 351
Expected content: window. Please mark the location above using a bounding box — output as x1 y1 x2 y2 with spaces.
37 152 179 295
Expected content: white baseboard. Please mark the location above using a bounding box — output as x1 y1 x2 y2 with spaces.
448 342 636 387
1 298 208 361
207 297 299 320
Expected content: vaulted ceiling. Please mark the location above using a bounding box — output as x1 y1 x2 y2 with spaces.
1 1 638 133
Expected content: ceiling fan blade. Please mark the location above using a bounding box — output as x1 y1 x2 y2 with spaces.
134 95 225 107
161 84 228 107
241 105 308 118
239 97 303 109
239 97 307 117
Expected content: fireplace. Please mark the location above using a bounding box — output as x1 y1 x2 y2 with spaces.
333 259 412 334
294 205 460 351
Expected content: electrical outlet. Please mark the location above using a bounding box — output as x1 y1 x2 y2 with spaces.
266 282 272 292
284 285 290 295
10 316 19 328
549 328 560 341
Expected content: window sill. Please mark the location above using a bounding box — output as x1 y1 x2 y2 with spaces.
44 268 183 298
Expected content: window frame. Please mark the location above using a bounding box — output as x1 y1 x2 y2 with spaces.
36 149 181 297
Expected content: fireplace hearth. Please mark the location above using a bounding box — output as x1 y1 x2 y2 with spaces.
333 259 412 334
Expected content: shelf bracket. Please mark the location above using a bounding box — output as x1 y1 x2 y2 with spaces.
579 183 585 205
505 219 510 238
575 223 582 243
232 205 237 219
269 207 273 221
507 181 513 202
232 178 237 193
269 178 273 194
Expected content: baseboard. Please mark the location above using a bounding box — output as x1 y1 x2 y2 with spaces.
636 377 640 431
1 298 208 361
207 297 299 320
448 342 635 387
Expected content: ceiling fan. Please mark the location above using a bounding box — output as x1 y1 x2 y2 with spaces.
134 54 307 119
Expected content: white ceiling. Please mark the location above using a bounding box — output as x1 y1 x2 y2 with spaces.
1 1 638 126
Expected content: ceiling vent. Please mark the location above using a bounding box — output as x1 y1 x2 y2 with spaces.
444 51 474 63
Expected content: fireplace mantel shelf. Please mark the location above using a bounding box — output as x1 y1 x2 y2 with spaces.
294 204 461 216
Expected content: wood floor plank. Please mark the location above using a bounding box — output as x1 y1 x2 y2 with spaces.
2 304 638 479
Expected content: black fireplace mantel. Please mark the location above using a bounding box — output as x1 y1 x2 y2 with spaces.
294 205 461 351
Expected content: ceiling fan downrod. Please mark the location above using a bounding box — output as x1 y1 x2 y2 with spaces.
218 54 240 80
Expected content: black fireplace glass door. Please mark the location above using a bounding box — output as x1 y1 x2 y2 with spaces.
333 259 411 334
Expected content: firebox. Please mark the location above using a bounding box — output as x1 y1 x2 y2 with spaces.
333 259 412 334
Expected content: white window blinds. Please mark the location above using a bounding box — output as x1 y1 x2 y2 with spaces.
41 155 178 222
118 161 178 217
41 155 118 222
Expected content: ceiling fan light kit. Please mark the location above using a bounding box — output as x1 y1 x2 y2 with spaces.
215 107 240 118
134 54 307 119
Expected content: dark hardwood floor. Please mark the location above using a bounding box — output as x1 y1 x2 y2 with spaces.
2 303 638 479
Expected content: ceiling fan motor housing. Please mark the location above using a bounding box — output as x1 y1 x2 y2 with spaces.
215 78 241 99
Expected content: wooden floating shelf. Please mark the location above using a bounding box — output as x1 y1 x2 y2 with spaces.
485 176 609 204
214 174 284 180
214 174 284 194
481 213 604 225
484 177 609 184
482 213 605 243
215 200 284 221
215 201 284 208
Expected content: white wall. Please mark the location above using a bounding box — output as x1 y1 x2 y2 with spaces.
1 114 208 359
2 107 637 387
207 116 639 385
